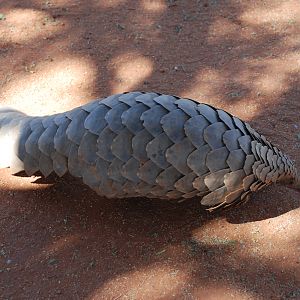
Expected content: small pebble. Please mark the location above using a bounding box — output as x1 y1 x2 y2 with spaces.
48 258 58 265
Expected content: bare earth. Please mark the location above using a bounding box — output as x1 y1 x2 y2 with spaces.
0 0 299 299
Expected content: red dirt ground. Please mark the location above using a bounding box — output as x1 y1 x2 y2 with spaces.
0 0 299 299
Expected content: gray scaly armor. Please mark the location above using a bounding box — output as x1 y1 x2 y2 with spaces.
0 92 299 211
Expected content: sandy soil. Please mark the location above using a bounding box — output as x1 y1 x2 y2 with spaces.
0 0 299 299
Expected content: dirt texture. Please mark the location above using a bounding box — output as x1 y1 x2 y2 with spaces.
0 0 299 299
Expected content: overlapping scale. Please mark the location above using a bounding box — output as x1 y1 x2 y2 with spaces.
1 91 297 211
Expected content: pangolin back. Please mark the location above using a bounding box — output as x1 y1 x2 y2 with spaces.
0 92 299 211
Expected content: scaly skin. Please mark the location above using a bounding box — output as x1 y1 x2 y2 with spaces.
0 92 298 211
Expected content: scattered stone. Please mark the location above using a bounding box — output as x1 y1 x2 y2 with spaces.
228 91 242 98
89 260 96 268
116 23 125 30
48 258 58 265
175 25 182 33
155 249 166 256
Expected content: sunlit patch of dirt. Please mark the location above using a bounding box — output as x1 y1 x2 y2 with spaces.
109 52 154 93
240 0 299 26
0 169 52 191
2 56 96 114
90 264 190 299
0 8 66 45
248 53 300 96
93 0 127 9
141 0 167 12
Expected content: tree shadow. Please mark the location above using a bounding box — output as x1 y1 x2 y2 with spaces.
0 177 299 299
0 0 299 299
1 0 298 108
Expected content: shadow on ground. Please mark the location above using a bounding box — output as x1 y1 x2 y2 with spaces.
0 0 299 299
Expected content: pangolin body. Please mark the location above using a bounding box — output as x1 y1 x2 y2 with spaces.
0 92 299 210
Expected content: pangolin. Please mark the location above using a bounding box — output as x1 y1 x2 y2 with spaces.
0 91 299 211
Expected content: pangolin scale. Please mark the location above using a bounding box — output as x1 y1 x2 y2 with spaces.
0 91 299 211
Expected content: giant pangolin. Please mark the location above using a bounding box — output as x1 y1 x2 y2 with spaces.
0 92 299 211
